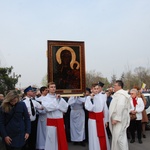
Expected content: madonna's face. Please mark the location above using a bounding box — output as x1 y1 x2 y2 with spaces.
61 50 72 64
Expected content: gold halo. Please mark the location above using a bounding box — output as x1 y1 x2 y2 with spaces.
56 46 76 69
70 61 80 69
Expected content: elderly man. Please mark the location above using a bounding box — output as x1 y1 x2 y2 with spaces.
109 80 131 150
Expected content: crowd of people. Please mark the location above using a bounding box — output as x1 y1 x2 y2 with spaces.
0 80 149 150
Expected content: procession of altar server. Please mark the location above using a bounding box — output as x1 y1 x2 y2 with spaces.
1 80 144 150
35 80 132 150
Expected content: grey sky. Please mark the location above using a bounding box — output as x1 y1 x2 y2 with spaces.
0 0 150 88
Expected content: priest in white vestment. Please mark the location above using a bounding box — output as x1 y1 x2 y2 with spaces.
109 80 131 150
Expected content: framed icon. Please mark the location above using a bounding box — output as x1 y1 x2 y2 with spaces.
47 40 86 96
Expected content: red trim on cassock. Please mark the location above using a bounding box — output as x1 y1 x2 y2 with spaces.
47 118 68 150
89 111 107 150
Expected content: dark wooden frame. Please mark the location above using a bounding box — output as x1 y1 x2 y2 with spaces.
47 40 86 96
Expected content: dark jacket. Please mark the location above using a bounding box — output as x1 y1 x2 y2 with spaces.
0 101 31 148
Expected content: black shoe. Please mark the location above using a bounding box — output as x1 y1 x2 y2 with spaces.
130 139 135 143
127 135 130 139
138 139 143 144
73 142 78 145
127 133 130 139
80 141 86 147
143 134 146 138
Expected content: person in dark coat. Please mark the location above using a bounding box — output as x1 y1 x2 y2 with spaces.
0 90 31 150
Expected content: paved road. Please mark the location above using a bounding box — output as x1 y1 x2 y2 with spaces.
68 130 150 150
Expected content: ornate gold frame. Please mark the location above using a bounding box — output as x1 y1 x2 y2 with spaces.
47 40 86 96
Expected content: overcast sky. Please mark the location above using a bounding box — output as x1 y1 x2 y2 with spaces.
0 0 150 88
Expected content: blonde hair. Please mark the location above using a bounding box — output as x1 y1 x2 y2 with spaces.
1 90 19 113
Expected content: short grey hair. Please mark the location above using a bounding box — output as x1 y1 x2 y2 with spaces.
130 89 138 94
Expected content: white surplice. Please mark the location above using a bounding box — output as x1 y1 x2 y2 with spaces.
36 95 47 150
42 93 68 150
85 93 110 150
68 96 86 142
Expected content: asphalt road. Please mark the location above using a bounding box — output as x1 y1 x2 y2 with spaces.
68 130 150 150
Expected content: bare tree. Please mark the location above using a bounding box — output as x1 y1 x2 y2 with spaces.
111 74 117 85
41 66 150 91
85 70 108 88
134 66 150 88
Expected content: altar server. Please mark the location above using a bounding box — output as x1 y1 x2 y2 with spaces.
42 82 68 150
85 83 110 150
68 96 86 146
36 86 48 150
